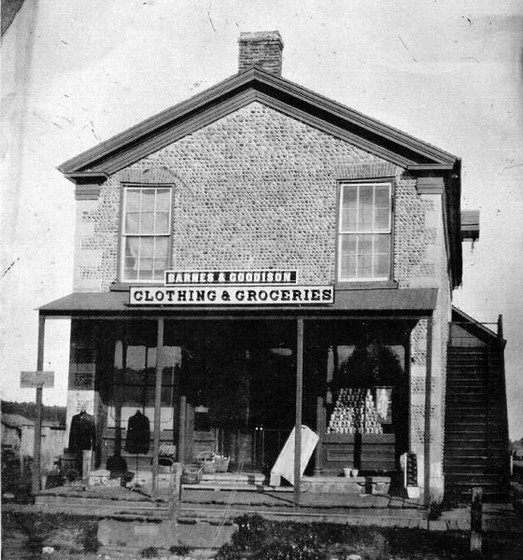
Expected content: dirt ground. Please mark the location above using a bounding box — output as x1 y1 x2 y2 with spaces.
2 509 523 560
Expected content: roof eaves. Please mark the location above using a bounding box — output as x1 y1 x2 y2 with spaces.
406 163 455 172
63 171 109 184
58 69 258 174
254 70 458 166
58 67 458 177
450 159 463 288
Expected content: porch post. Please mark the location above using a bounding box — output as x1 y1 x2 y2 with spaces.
152 318 164 497
178 395 187 464
32 314 45 494
314 396 324 475
294 318 304 507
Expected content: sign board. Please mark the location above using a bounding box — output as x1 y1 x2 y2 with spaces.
20 371 54 388
130 285 334 306
270 425 319 486
165 269 297 286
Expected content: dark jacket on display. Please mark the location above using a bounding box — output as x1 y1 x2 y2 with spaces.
68 411 96 452
125 410 151 454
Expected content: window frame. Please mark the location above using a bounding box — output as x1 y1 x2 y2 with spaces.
119 184 173 284
336 179 394 284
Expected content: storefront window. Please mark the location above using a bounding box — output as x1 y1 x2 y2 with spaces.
108 322 177 428
327 341 405 436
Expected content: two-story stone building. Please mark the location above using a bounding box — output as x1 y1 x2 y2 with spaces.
38 31 508 504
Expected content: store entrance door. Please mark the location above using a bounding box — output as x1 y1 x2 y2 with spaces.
165 319 296 473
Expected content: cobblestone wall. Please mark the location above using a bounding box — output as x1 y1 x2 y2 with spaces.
74 102 438 292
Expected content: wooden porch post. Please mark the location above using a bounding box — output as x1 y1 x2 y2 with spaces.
32 314 45 494
152 318 164 497
314 396 324 475
294 318 304 507
178 395 187 464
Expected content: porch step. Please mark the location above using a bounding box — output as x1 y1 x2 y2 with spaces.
445 423 498 429
34 492 171 520
446 390 487 396
445 445 507 460
444 438 505 447
446 379 487 385
446 387 486 393
445 479 509 501
445 409 490 417
445 456 493 466
446 395 487 402
445 465 501 474
35 494 167 509
181 472 267 493
458 491 509 504
444 340 510 504
200 472 266 485
447 360 490 364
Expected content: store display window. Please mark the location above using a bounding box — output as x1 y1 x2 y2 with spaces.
325 339 406 434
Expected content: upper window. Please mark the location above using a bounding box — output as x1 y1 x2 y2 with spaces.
337 182 392 282
121 186 172 282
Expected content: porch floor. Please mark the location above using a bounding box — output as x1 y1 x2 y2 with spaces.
22 484 523 534
35 470 422 524
23 465 523 534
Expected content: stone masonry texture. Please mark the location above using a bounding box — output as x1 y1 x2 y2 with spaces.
77 102 436 292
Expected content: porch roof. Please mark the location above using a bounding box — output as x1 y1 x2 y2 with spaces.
38 288 437 317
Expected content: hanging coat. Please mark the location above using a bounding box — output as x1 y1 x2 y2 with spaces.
68 412 96 452
125 411 151 454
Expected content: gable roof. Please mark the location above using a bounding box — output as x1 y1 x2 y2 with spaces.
1 0 26 36
58 67 459 178
58 67 462 287
1 413 64 429
1 413 33 428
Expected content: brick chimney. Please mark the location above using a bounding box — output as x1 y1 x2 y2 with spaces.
238 31 284 76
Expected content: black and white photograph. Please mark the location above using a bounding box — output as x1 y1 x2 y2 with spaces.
1 1 522 558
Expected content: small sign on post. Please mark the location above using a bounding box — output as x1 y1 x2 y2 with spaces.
20 371 55 389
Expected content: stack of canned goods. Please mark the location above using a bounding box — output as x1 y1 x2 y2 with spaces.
326 387 383 435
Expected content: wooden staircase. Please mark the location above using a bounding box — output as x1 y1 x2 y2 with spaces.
444 313 510 503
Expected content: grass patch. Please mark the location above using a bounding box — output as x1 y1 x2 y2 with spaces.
169 544 193 555
2 511 99 556
215 514 523 560
141 546 160 557
3 510 523 559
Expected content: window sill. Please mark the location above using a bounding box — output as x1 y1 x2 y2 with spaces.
111 281 399 292
335 281 398 291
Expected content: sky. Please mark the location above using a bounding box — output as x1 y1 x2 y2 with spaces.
1 0 522 437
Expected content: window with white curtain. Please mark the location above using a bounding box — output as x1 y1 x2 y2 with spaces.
121 186 172 282
337 182 392 281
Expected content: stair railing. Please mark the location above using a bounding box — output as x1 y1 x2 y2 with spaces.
486 346 493 466
496 315 511 482
449 321 499 346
